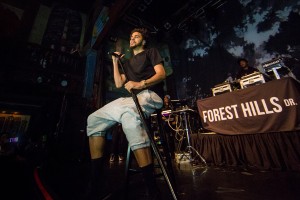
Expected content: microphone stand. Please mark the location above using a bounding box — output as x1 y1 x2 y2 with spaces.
116 56 178 200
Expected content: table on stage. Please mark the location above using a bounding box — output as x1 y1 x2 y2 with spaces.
197 77 300 135
193 77 300 170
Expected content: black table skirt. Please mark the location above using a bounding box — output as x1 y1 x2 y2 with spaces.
191 131 300 171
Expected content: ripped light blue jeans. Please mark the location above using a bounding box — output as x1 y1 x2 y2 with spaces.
87 89 163 151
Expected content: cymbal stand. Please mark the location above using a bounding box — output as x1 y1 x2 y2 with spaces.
178 110 207 166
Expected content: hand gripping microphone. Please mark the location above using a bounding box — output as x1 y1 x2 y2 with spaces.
109 52 123 58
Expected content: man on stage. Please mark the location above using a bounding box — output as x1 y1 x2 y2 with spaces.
236 58 259 80
86 27 166 200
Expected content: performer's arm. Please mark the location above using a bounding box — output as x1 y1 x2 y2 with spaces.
125 63 166 91
140 63 166 88
112 52 126 88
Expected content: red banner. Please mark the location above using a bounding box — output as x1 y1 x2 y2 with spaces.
197 77 300 135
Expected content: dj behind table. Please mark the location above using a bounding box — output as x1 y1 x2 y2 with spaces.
212 57 299 96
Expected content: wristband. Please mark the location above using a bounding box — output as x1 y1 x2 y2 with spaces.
141 80 147 88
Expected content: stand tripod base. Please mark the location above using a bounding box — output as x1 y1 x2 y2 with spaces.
176 146 207 166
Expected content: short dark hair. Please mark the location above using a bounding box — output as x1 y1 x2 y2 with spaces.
237 58 248 64
130 27 149 42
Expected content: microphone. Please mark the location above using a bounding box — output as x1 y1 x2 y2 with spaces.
109 52 123 58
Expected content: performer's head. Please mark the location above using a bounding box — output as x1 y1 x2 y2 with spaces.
130 27 149 49
237 58 249 69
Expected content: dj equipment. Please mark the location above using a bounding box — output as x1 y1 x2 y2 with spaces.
262 58 290 79
171 108 207 166
161 109 172 117
239 72 265 89
211 82 232 96
170 99 188 110
153 106 206 166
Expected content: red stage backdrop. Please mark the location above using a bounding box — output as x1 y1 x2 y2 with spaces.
197 77 300 135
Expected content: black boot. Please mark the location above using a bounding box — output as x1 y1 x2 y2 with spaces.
140 163 162 200
85 157 109 200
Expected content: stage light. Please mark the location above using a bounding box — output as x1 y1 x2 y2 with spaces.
138 4 147 12
188 57 195 62
37 76 43 83
144 0 152 5
61 80 68 87
164 22 172 30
